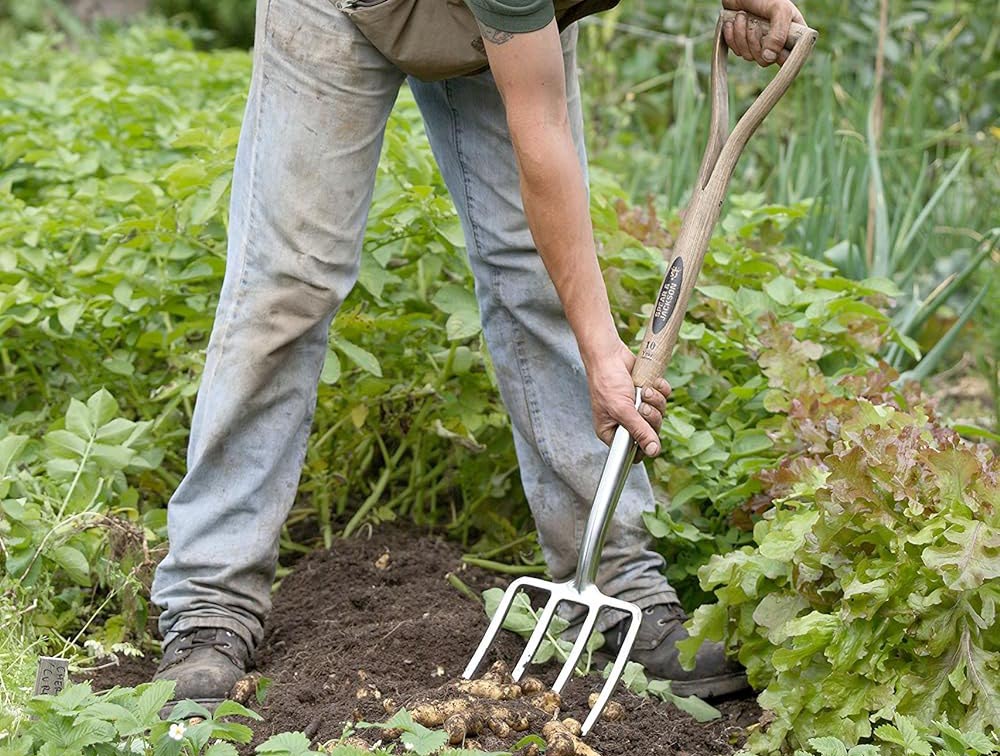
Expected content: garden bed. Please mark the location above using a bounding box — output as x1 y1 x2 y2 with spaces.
87 527 760 755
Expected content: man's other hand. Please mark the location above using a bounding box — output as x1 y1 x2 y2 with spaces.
721 0 806 66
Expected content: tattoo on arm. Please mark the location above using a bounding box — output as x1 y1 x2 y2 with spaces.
477 21 514 45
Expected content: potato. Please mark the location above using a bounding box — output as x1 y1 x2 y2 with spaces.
487 715 511 738
586 693 625 722
410 704 446 727
572 738 603 756
542 721 577 756
480 703 529 732
410 697 470 727
602 701 626 722
529 690 562 716
483 659 512 683
330 737 370 753
444 712 484 745
228 674 257 705
506 711 531 731
519 676 545 695
456 679 521 700
561 717 582 736
542 721 569 737
544 718 605 756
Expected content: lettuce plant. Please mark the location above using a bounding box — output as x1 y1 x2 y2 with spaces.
680 335 999 753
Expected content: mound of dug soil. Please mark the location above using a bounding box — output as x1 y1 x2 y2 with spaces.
90 527 760 754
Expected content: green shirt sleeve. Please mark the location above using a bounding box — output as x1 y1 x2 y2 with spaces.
463 0 556 34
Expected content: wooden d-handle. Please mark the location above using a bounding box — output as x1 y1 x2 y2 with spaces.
630 12 817 390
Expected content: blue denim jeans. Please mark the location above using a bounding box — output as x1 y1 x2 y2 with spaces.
151 0 677 652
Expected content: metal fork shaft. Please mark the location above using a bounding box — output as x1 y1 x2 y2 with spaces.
574 388 642 590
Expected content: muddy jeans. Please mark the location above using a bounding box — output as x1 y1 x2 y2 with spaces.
150 0 678 653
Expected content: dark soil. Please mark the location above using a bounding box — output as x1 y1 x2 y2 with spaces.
87 527 760 755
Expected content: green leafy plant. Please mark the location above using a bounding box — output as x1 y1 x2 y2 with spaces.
359 710 448 756
679 355 999 753
579 0 998 400
3 389 160 588
1 390 163 725
0 0 85 38
0 679 355 756
0 27 533 726
788 737 883 756
2 18 996 755
834 144 996 382
0 680 264 756
158 698 262 756
782 717 1000 756
255 731 326 756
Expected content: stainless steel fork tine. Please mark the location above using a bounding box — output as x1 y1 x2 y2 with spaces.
511 594 562 681
462 576 546 679
551 604 600 694
580 603 642 736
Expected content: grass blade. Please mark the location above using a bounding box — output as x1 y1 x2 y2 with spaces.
905 234 997 338
892 149 971 267
866 105 890 279
903 280 993 383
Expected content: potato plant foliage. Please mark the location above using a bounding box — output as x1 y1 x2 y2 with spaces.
0 679 329 756
1 29 253 714
1 23 997 755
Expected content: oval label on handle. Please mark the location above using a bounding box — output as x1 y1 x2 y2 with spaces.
651 257 685 334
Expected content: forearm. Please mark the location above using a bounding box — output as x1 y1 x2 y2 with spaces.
477 20 670 453
507 109 620 368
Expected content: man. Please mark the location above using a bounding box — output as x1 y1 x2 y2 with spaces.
150 0 806 710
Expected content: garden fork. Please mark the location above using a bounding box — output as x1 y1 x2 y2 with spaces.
462 10 816 737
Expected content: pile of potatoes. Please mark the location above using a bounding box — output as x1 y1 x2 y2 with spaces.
374 660 624 756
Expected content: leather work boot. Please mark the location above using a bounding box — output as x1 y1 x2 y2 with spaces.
154 628 252 712
604 604 749 698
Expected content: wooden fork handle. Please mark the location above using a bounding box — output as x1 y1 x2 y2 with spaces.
629 12 817 390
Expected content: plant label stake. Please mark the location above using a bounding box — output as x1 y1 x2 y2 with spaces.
463 10 817 736
33 656 69 697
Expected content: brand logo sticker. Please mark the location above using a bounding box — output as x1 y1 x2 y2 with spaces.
651 257 684 335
